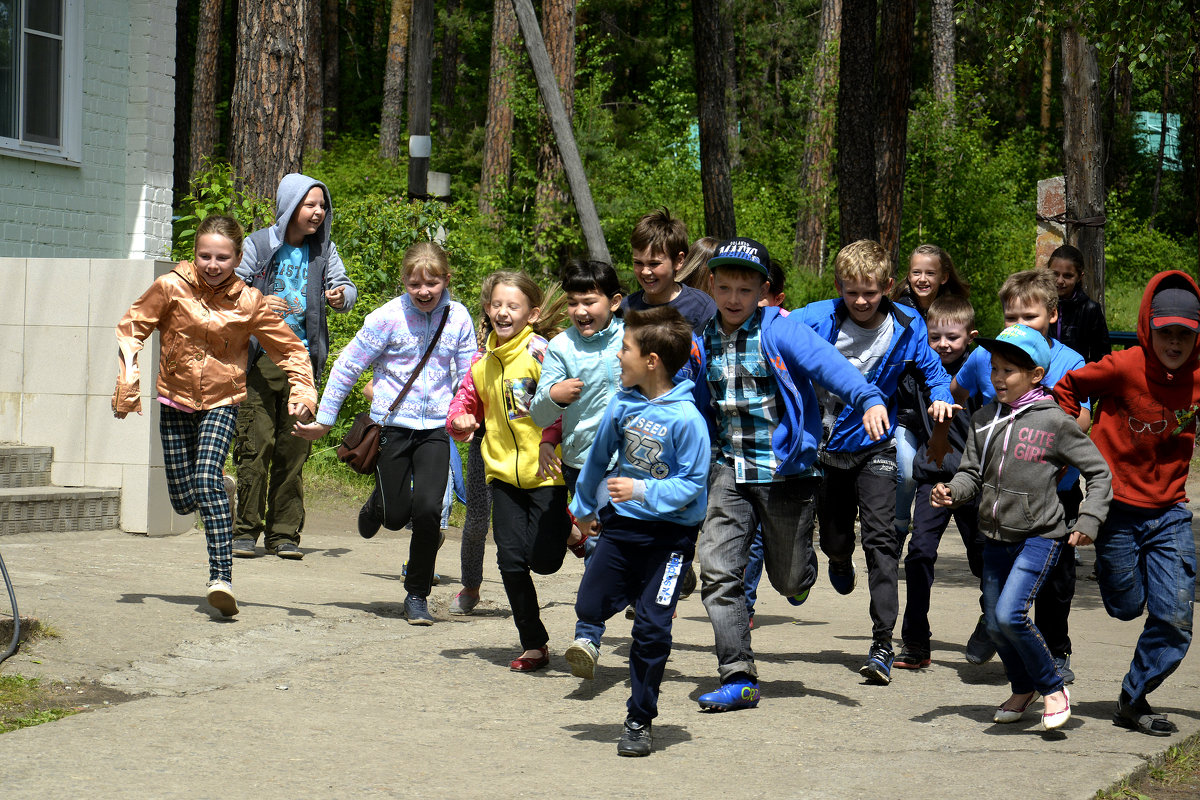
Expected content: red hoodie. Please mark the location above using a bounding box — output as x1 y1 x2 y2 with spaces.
1053 270 1200 509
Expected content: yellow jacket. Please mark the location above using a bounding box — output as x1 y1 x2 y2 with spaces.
113 261 317 414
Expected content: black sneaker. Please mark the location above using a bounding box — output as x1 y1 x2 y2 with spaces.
617 718 652 757
680 564 698 599
269 541 303 560
358 503 382 540
1054 655 1075 685
231 538 257 558
404 593 434 626
893 645 931 669
860 640 894 685
965 615 996 665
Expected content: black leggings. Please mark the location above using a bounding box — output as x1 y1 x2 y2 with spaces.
366 426 450 597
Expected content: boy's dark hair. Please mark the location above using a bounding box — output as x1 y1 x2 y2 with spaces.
631 207 688 260
560 259 623 299
766 259 786 296
1049 244 1085 276
927 294 976 331
624 306 692 376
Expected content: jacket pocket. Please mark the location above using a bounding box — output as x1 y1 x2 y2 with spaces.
162 333 179 373
982 482 1035 528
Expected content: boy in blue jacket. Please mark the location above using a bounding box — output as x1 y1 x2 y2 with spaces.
569 306 710 757
797 239 954 685
694 238 889 711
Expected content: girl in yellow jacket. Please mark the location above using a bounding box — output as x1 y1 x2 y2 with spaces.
448 271 568 671
113 215 317 617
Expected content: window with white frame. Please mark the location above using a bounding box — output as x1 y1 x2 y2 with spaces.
0 0 81 163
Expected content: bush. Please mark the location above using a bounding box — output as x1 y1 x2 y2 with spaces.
172 159 274 261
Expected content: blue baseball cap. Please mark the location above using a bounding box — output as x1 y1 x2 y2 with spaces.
708 238 770 276
976 323 1051 372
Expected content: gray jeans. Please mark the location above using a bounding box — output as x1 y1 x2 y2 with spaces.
699 462 819 682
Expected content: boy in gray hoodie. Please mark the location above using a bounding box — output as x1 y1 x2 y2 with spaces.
933 323 1110 731
232 173 358 559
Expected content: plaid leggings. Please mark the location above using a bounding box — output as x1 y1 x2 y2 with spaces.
460 430 492 590
160 405 239 583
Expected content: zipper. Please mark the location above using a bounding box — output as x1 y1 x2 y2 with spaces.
496 351 523 489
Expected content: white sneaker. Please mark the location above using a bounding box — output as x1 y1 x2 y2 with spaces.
564 638 599 679
205 579 238 617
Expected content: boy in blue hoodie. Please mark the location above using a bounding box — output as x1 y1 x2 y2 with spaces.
695 238 889 711
569 305 710 757
797 239 954 685
232 174 357 559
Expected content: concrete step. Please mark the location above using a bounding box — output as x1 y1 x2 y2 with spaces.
0 486 121 536
0 444 52 489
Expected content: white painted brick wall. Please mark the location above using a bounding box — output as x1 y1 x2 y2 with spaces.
0 0 177 260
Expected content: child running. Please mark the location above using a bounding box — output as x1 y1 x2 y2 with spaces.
932 324 1111 731
112 215 317 617
448 272 569 671
294 241 477 625
569 306 710 756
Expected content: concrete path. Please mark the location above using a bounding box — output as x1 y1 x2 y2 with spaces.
0 502 1196 799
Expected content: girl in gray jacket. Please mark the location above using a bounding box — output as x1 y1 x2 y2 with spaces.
932 324 1110 733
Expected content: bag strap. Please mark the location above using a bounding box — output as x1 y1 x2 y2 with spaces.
386 306 451 414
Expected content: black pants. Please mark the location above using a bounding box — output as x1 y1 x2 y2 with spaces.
491 480 571 650
366 426 450 597
1034 485 1082 659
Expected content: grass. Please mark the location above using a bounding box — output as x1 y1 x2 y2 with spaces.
1096 732 1200 799
0 675 78 734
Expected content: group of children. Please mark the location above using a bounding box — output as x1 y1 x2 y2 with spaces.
113 192 1196 758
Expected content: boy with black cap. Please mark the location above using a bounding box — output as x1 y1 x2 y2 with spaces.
693 237 889 711
1054 270 1200 736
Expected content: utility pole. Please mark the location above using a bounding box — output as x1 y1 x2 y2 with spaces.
407 0 433 199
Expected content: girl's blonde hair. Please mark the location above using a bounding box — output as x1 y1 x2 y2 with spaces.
677 236 719 294
891 243 970 300
195 214 244 256
402 240 451 281
479 271 567 341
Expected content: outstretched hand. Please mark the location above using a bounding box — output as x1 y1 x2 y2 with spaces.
862 405 889 442
293 420 331 441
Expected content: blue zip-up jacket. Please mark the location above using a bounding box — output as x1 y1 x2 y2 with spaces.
570 379 710 527
530 316 624 470
694 307 888 476
797 297 952 453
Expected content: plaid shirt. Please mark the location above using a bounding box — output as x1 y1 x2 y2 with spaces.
705 310 786 483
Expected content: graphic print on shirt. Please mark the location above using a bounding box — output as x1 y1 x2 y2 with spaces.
504 377 536 420
621 413 671 478
273 243 309 343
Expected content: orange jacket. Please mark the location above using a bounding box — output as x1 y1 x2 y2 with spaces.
113 261 317 414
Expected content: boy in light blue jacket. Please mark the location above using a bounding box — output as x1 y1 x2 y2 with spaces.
567 306 710 757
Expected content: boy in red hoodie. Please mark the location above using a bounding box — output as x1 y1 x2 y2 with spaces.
1054 270 1200 737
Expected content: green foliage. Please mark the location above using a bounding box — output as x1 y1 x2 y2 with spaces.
1105 195 1200 331
172 159 274 261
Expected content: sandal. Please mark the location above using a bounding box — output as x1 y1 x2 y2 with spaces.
1114 696 1177 737
568 531 589 558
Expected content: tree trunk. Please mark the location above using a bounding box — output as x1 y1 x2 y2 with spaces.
794 0 841 273
323 0 340 134
837 0 878 246
692 0 736 239
930 0 954 111
875 0 914 269
1194 34 1200 274
231 0 308 203
1060 24 1105 311
478 0 518 221
1040 27 1053 133
407 0 434 197
532 0 576 260
188 0 222 181
723 0 741 172
379 0 412 160
304 0 324 158
1148 57 1170 230
435 0 461 139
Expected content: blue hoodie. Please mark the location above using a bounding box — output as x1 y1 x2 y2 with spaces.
797 296 951 454
694 306 887 476
570 379 710 528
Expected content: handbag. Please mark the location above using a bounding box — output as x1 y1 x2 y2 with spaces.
336 307 451 474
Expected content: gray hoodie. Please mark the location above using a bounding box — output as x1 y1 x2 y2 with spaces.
945 396 1111 543
237 173 358 381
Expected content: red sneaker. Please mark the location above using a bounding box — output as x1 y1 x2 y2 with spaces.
509 646 550 672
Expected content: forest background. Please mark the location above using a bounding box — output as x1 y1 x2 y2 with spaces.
168 0 1199 459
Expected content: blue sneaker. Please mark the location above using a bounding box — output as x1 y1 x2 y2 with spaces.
829 559 857 595
860 641 894 685
698 680 760 711
786 588 811 606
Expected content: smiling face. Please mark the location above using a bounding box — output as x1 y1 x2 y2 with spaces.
405 267 450 314
1002 297 1057 337
927 319 971 366
193 232 240 287
1151 325 1197 371
711 268 767 333
990 351 1044 404
632 246 683 305
285 186 327 245
838 276 893 328
1048 257 1081 299
486 283 539 343
566 289 621 338
617 329 651 389
907 253 946 309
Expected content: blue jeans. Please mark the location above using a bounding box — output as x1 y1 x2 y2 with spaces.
1095 502 1196 703
982 537 1065 696
744 526 765 617
894 425 919 537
